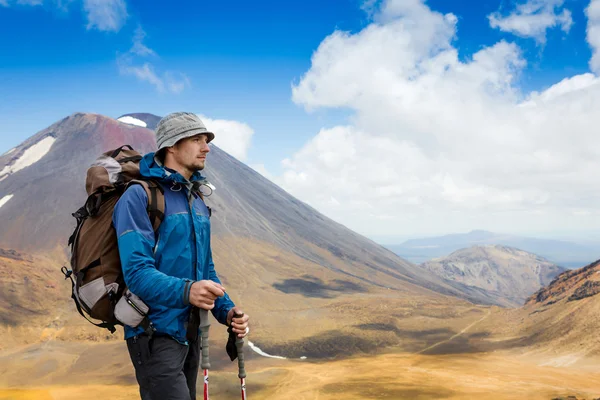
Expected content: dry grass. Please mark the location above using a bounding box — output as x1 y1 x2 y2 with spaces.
1 245 599 399
2 351 599 400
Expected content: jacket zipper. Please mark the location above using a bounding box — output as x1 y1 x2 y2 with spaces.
187 189 199 281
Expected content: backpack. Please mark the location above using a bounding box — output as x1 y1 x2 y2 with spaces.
61 145 165 334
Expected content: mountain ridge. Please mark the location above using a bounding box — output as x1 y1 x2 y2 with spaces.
387 230 598 267
420 245 567 307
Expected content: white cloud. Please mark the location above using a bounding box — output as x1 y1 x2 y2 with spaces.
2 2 190 92
199 115 254 161
17 0 43 5
130 25 155 57
0 0 45 6
281 0 600 238
165 72 191 94
488 0 573 43
1 0 124 30
83 0 127 32
523 73 600 104
119 62 165 92
117 26 191 94
587 0 600 73
249 163 275 182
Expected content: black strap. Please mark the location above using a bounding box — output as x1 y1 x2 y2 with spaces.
68 206 88 247
186 306 200 343
139 317 155 337
118 155 142 164
148 186 161 227
226 324 239 361
80 258 102 275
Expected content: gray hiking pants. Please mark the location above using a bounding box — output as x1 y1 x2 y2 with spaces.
127 334 200 400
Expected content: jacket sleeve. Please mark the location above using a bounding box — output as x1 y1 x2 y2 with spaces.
113 185 192 309
208 247 235 326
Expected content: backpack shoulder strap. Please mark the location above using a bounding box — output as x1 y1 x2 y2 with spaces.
127 179 165 232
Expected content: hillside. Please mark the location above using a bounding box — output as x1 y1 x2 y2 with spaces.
420 245 566 307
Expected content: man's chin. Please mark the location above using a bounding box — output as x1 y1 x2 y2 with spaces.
185 162 205 172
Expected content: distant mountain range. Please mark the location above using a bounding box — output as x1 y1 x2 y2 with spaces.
385 230 598 268
420 245 567 307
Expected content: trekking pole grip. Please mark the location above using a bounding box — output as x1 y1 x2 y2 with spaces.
234 312 246 379
199 308 211 370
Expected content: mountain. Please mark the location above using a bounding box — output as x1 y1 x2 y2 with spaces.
526 259 600 307
420 245 567 307
0 113 157 253
0 112 490 352
386 230 598 268
0 112 457 293
473 259 600 368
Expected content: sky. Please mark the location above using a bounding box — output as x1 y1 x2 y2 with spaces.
0 0 599 243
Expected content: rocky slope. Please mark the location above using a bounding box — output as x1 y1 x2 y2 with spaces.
420 245 566 307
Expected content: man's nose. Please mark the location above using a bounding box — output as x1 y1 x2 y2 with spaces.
202 142 210 152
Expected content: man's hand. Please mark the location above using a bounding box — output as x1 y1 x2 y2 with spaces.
227 307 250 338
189 280 225 310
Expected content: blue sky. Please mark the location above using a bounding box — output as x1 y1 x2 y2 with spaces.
0 0 593 173
0 0 369 172
1 0 599 240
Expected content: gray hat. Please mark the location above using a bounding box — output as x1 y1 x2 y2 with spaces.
156 112 215 150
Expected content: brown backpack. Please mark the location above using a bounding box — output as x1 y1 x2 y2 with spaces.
62 145 165 333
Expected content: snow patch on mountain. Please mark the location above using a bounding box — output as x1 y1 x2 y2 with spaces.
0 195 14 209
0 137 55 178
3 148 15 156
117 116 147 128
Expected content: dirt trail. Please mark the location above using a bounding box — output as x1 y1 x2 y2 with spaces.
416 308 492 354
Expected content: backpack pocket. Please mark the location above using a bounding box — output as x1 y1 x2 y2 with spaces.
79 277 109 310
114 289 150 327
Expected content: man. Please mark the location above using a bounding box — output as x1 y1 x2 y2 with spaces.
113 112 250 400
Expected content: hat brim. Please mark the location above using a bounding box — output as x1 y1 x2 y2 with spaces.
159 128 215 149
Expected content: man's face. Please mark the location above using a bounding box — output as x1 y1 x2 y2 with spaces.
172 134 211 172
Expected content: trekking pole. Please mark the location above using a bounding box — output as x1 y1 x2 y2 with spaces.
199 308 211 400
234 312 247 400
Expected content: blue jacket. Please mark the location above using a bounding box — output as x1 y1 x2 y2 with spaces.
112 152 235 343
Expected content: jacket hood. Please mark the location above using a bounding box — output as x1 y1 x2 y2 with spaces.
139 152 208 185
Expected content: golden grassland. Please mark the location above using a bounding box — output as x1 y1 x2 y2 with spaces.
1 244 599 399
1 350 599 400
